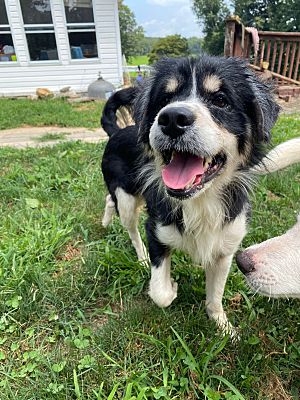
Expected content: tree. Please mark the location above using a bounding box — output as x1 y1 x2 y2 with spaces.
139 37 160 56
233 0 300 31
192 0 300 56
192 0 230 55
118 0 145 60
148 35 190 64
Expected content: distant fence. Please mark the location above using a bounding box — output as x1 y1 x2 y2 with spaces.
123 65 152 73
224 17 300 85
122 65 152 85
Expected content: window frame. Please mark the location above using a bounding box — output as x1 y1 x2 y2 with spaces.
0 0 18 64
19 0 60 64
63 0 100 63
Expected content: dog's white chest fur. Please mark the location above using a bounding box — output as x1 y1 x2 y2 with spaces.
157 195 248 265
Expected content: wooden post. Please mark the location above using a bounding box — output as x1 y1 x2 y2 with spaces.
244 32 251 59
233 24 244 57
293 44 300 81
266 40 271 64
271 41 277 71
259 40 265 66
224 19 236 57
283 41 291 76
289 42 297 79
277 41 284 74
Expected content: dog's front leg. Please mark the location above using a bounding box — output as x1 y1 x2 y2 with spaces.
146 221 177 308
205 254 234 335
149 255 178 308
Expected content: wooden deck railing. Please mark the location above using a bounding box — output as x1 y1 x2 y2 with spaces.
224 17 300 85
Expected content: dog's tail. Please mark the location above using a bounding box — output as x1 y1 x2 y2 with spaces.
101 87 137 137
252 138 300 175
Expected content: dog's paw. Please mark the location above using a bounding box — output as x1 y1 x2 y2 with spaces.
148 278 178 308
206 305 239 341
214 314 239 341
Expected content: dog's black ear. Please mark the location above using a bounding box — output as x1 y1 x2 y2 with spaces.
247 75 280 143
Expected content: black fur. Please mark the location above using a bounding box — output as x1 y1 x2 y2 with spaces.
146 219 170 267
221 181 251 223
101 87 146 208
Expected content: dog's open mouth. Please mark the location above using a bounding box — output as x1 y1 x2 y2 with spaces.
161 151 226 198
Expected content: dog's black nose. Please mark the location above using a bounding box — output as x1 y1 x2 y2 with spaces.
236 251 256 275
158 107 195 139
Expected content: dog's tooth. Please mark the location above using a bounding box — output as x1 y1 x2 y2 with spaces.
204 157 212 169
185 176 196 190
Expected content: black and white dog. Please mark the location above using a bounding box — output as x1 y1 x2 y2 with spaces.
101 55 300 334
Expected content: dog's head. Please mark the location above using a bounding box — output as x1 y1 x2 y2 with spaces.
134 56 279 200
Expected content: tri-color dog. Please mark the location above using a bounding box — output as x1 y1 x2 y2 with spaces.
101 55 300 334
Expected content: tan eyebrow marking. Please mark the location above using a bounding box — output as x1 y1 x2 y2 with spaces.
165 78 179 93
203 75 222 92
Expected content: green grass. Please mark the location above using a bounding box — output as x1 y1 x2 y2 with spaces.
128 55 149 66
0 98 105 130
0 114 299 399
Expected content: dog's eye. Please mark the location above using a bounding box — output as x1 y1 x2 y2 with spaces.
211 93 228 108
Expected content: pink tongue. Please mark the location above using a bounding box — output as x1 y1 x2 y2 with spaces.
162 153 204 190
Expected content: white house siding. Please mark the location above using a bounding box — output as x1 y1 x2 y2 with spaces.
0 0 123 96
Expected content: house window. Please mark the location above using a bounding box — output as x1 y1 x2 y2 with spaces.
0 0 17 62
20 0 58 61
64 0 98 59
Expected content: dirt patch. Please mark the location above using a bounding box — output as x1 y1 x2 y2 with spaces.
59 243 82 262
74 104 97 112
0 126 107 148
277 96 300 114
267 190 281 201
260 374 292 400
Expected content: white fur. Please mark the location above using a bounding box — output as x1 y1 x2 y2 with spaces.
252 138 300 175
148 255 178 307
243 214 300 298
104 188 148 262
157 202 247 265
102 194 116 228
205 254 235 335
